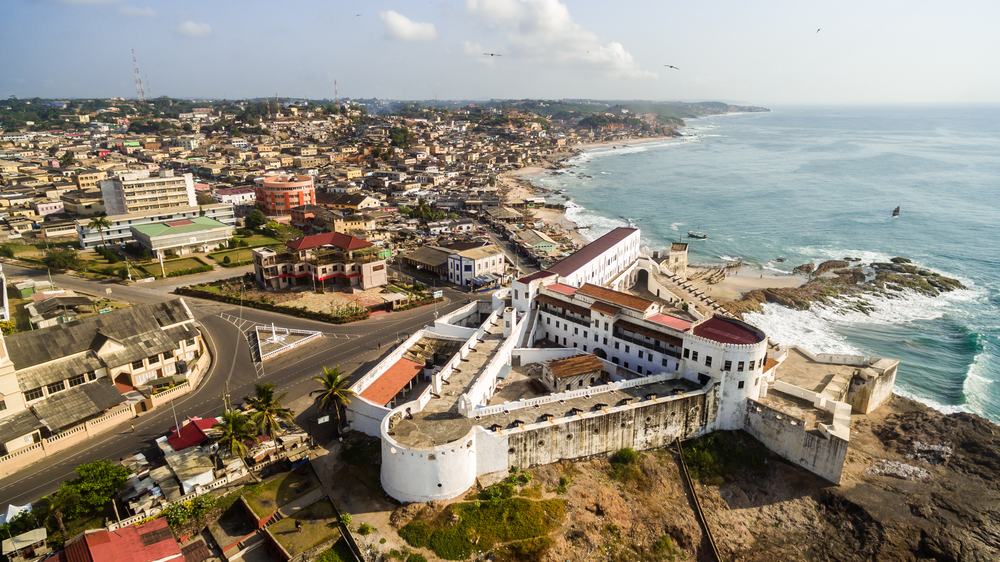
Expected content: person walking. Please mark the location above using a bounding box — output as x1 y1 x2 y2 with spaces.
131 424 135 433
377 341 381 350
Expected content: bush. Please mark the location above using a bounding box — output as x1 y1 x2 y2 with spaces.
166 265 214 277
0 243 15 259
397 521 432 548
357 523 374 536
223 256 231 264
339 513 352 527
407 554 428 562
190 494 217 518
611 447 639 465
95 247 120 263
162 502 191 527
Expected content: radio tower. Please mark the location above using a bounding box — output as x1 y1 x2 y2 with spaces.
132 49 146 103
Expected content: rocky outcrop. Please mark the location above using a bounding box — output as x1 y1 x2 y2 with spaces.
812 260 850 277
792 263 814 275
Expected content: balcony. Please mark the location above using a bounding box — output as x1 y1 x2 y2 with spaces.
613 329 682 359
542 308 589 328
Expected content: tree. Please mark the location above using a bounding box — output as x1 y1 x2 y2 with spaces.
42 248 82 270
214 410 258 458
87 216 112 248
59 152 74 167
389 126 416 149
310 366 355 431
46 482 82 539
196 191 215 205
244 382 294 440
74 459 131 513
0 243 15 258
0 320 15 335
245 209 267 230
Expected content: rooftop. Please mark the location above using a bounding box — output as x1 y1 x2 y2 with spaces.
692 316 765 346
547 354 604 379
577 283 654 312
646 313 693 331
547 283 577 296
131 217 229 238
285 231 373 252
548 227 636 278
360 357 424 407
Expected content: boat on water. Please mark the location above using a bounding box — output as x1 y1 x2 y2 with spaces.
687 231 708 240
892 206 900 217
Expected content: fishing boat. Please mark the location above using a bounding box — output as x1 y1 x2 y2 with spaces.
892 206 900 217
687 230 707 240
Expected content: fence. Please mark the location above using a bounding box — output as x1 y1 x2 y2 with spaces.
470 373 672 418
255 326 324 360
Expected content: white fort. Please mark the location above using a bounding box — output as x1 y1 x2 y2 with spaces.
347 228 899 503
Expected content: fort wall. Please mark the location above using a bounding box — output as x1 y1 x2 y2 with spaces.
743 398 848 484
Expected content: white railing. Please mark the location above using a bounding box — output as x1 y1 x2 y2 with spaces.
471 373 672 418
256 326 324 360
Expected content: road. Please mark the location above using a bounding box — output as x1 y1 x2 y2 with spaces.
0 263 478 507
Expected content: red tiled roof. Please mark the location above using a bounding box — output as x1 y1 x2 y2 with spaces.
615 319 684 347
646 313 692 331
548 354 604 379
360 357 423 406
285 232 373 252
693 317 764 346
547 283 577 296
56 518 181 562
548 227 636 277
577 283 653 312
590 301 620 317
762 357 779 374
167 418 217 451
535 293 591 318
516 270 555 284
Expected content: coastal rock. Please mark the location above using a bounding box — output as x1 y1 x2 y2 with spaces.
812 260 850 277
890 257 912 264
792 263 814 275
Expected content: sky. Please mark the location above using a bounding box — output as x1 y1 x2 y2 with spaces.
2 0 999 105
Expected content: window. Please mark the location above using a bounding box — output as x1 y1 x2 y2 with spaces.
69 374 86 387
624 362 629 369
574 327 578 335
562 337 567 345
0 400 5 411
691 351 698 361
547 317 551 325
749 360 755 371
603 337 608 345
759 358 765 369
148 355 160 365
612 357 619 364
48 381 66 394
583 331 588 338
705 356 713 367
163 349 173 359
594 334 598 342
637 366 643 374
755 377 760 387
738 381 745 389
25 387 43 401
614 342 619 350
186 338 196 348
555 321 560 328
583 345 588 352
573 342 577 348
662 358 668 367
738 361 745 372
683 349 690 359
604 322 608 330
724 360 732 371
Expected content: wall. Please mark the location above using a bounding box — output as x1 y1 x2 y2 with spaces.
348 396 392 437
742 399 848 484
846 363 897 415
511 347 580 366
381 422 479 504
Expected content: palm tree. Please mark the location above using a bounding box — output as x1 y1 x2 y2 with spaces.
45 482 81 540
310 366 355 431
87 216 112 248
244 382 294 441
214 410 259 458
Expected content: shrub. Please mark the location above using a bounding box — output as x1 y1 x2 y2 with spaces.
339 513 352 527
407 554 428 562
223 256 231 264
397 521 432 548
0 244 14 259
190 494 217 518
357 523 374 536
162 502 191 527
611 447 639 465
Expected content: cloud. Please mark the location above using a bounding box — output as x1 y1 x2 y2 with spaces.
379 10 438 42
119 5 156 17
175 21 212 38
465 0 655 78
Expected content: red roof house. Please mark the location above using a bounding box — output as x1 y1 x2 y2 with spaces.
53 518 182 562
284 232 372 252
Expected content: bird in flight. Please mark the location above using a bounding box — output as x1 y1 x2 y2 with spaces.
816 28 821 33
664 65 679 70
356 13 362 17
484 53 502 57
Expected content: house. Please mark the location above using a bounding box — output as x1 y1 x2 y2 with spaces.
541 354 605 392
400 245 456 278
49 518 182 562
446 245 506 287
317 192 380 212
130 217 234 257
252 232 388 291
517 229 558 253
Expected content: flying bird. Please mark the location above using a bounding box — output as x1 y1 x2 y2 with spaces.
664 65 679 70
356 13 362 17
483 53 502 57
816 28 821 33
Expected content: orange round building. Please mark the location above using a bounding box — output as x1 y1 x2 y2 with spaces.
254 174 316 215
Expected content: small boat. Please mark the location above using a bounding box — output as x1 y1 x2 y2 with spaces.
892 206 900 217
687 231 707 240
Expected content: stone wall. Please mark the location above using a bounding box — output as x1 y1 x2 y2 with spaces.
743 398 848 484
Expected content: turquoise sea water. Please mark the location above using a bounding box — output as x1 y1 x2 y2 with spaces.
526 106 1000 422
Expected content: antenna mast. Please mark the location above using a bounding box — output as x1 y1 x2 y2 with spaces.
132 49 146 103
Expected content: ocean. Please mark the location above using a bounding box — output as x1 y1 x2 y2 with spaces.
525 106 1000 423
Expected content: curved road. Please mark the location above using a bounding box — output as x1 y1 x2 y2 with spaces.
0 263 476 507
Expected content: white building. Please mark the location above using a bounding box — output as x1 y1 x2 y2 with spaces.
212 186 256 206
75 204 236 249
98 171 196 216
447 245 507 287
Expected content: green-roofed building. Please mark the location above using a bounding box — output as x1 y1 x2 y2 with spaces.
130 216 233 257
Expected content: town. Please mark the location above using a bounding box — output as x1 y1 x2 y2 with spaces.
0 97 896 562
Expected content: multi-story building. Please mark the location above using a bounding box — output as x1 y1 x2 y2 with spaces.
131 217 234 258
59 189 105 216
212 186 256 206
98 170 196 215
74 169 107 190
254 174 316 215
447 245 507 287
252 232 388 291
75 203 236 249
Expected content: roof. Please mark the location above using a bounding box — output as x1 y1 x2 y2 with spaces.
577 283 654 312
32 378 124 431
2 528 46 555
56 517 180 562
404 245 456 268
284 231 373 252
0 409 43 445
762 357 780 374
166 418 217 451
548 227 636 277
360 357 423 406
519 229 556 247
516 270 555 284
590 301 621 317
547 354 604 379
180 540 211 562
131 217 230 238
457 245 503 260
615 319 684 347
547 283 577 296
647 313 693 331
693 317 765 346
670 242 688 251
214 186 254 195
535 293 591 318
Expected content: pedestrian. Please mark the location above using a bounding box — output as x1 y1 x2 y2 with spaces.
377 341 381 350
295 520 302 533
131 424 135 433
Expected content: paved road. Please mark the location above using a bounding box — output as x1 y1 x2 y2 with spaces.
0 263 479 507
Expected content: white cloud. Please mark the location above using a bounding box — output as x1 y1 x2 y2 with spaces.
379 10 438 42
175 21 212 38
465 0 655 78
119 5 156 17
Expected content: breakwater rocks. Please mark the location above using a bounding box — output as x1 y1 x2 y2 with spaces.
720 257 967 318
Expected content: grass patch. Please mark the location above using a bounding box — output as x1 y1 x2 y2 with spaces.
316 537 358 562
241 234 283 247
398 497 566 560
268 499 340 556
608 447 645 486
140 256 212 278
245 465 319 518
682 430 770 484
208 248 254 264
491 536 554 562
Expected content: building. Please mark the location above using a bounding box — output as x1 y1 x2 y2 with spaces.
75 204 236 249
212 186 256 206
254 174 316 215
0 299 204 455
252 232 388 291
49 518 182 562
30 200 64 217
317 192 381 212
446 245 507 287
59 189 105 216
74 170 107 190
130 217 234 257
99 171 196 216
541 354 604 392
517 229 558 253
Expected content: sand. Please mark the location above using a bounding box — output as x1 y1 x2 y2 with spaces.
688 265 807 300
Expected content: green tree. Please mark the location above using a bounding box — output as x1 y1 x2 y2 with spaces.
196 191 215 205
87 216 112 248
244 382 294 440
42 248 82 270
245 209 267 230
0 243 15 258
310 366 355 430
59 152 74 167
74 459 132 513
389 126 416 149
214 410 258 458
46 482 82 539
